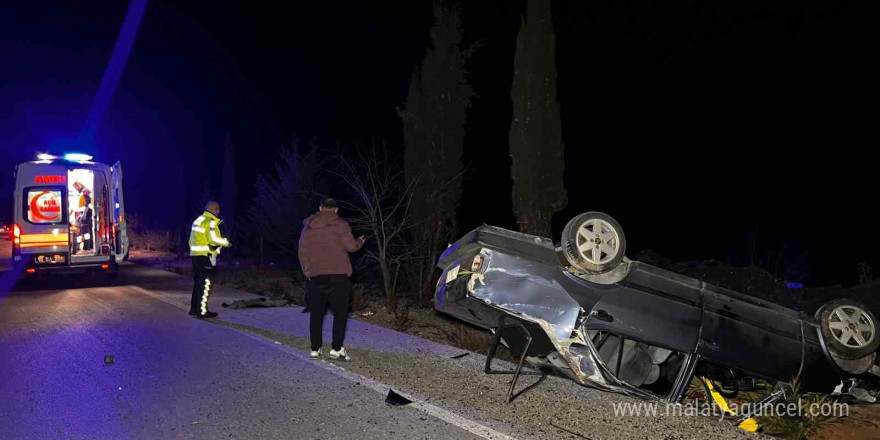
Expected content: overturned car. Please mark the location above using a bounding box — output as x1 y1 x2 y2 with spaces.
435 212 880 406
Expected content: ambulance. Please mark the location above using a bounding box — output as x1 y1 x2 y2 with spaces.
11 153 129 278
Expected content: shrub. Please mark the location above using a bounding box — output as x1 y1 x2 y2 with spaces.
756 379 843 439
351 284 367 312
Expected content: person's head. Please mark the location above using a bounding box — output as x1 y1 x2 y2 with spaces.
319 197 338 213
205 201 220 216
73 181 84 192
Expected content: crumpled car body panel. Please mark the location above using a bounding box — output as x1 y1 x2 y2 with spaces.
435 226 854 402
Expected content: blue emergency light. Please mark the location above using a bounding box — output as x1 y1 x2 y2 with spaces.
35 153 94 162
64 153 93 161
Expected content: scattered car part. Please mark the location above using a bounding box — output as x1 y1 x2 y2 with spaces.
699 377 759 432
484 315 548 403
385 389 413 406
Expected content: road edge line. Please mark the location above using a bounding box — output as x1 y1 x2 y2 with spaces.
128 285 521 440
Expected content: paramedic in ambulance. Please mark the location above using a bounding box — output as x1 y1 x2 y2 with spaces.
72 181 94 252
188 201 232 318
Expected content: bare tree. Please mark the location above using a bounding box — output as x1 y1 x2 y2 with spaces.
332 144 415 307
509 0 567 237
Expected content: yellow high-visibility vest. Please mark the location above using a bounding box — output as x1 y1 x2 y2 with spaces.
189 211 230 257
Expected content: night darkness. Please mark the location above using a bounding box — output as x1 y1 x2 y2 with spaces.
1 0 874 287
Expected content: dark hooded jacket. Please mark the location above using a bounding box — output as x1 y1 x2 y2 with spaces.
298 210 363 278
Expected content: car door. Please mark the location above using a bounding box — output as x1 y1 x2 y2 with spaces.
585 262 704 353
696 284 804 382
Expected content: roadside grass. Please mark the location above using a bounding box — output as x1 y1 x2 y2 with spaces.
755 379 843 440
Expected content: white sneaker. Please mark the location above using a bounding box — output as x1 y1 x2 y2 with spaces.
328 347 350 361
310 349 321 359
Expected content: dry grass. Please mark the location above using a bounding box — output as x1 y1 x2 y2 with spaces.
392 301 412 331
685 376 845 440
756 379 844 440
351 284 367 311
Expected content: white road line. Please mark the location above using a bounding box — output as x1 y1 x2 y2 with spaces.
129 285 521 440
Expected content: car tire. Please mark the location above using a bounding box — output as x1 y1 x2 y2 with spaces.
830 351 875 375
816 299 880 360
561 212 626 273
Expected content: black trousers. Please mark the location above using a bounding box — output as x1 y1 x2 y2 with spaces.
80 217 93 251
308 274 351 351
190 256 215 315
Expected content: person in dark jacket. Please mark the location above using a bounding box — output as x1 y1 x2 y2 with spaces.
298 198 365 361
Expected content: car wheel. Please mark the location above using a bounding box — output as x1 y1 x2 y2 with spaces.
816 299 880 360
830 351 875 375
561 212 626 273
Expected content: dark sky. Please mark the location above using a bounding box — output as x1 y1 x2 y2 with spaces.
0 0 874 286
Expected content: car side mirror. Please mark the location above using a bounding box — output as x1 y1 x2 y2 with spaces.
592 309 613 322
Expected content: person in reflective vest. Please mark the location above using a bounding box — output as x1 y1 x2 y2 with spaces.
188 201 231 318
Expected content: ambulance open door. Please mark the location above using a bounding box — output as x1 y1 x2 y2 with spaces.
111 161 129 262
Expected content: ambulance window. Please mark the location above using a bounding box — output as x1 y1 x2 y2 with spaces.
24 187 66 225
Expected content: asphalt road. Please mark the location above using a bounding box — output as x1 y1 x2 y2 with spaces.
0 242 489 440
1 237 10 271
0 239 757 440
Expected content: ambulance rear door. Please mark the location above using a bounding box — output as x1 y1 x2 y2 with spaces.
111 161 129 262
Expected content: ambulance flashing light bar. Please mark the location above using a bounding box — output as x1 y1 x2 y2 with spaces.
36 153 94 162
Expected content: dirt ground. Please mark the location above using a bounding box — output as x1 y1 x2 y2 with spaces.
128 250 880 440
812 404 880 439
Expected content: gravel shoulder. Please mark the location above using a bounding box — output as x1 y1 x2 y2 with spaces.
133 263 760 440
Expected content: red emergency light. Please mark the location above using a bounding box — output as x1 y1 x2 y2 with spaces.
34 175 67 184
